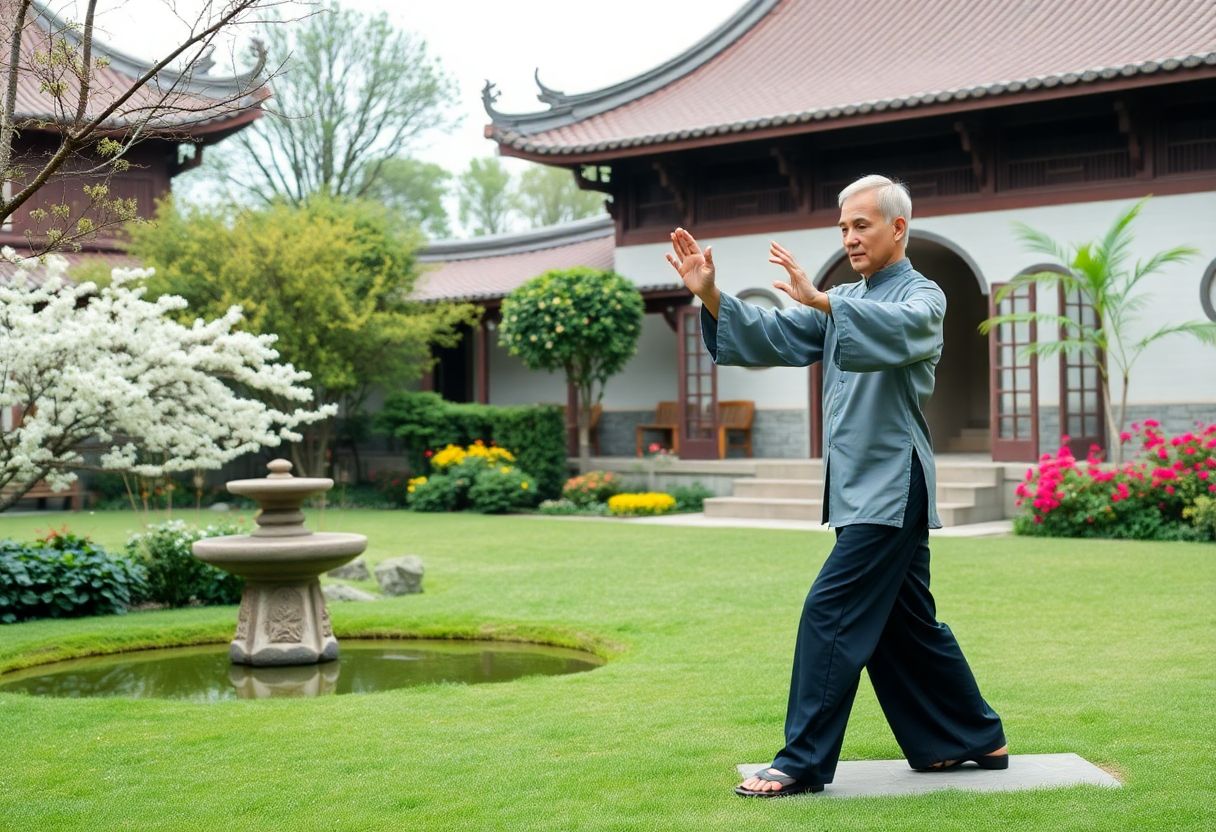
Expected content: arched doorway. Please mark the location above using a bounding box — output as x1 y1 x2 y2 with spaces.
807 234 990 456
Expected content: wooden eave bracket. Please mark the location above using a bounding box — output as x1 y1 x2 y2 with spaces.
1114 99 1146 174
770 145 809 209
652 160 687 214
953 120 990 191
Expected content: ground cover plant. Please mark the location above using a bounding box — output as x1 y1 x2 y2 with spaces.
0 510 1212 831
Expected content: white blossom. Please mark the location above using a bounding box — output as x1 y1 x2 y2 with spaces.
0 252 334 508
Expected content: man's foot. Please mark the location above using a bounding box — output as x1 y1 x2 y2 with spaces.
735 767 824 797
739 768 790 794
922 745 1009 770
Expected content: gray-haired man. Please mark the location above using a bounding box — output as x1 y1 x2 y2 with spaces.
666 175 1007 798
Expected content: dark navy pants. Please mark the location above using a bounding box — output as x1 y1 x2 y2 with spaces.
770 454 1005 784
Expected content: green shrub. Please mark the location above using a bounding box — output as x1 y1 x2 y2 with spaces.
1183 495 1216 540
468 466 536 514
406 442 537 514
0 532 145 623
562 471 624 507
537 498 609 516
126 520 245 608
407 474 462 512
375 392 566 499
670 482 714 512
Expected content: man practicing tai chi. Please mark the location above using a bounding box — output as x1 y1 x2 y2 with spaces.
665 175 1008 798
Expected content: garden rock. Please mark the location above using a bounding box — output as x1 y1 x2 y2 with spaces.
327 556 370 581
322 584 378 602
375 556 424 595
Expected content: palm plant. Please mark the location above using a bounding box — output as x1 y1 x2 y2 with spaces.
979 197 1216 465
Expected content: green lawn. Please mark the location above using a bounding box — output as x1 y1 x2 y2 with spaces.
1 510 1214 831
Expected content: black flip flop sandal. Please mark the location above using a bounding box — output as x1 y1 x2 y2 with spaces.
734 767 825 798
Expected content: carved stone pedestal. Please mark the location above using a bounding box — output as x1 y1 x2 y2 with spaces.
231 580 337 666
192 459 367 668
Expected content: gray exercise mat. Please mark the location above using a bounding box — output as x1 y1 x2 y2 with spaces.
737 753 1121 798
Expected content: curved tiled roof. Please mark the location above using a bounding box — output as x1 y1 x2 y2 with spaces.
413 217 618 302
487 0 1216 158
11 1 267 135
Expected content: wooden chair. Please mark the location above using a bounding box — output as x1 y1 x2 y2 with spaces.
635 401 680 456
716 399 755 458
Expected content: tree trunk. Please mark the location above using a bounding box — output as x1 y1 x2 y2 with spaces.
576 380 593 473
1102 377 1119 466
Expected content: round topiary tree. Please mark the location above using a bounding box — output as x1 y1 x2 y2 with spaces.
499 267 644 466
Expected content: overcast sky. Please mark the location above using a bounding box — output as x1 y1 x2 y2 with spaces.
60 0 744 235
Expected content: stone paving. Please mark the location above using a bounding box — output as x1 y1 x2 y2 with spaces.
737 753 1120 798
623 512 1014 537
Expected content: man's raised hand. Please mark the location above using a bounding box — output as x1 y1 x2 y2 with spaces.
666 227 716 297
770 240 828 312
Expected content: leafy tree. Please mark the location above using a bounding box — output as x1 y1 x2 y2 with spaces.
516 165 605 228
360 157 451 238
980 197 1216 464
129 197 479 476
499 268 644 466
0 0 271 254
196 1 457 205
457 156 515 236
0 253 330 511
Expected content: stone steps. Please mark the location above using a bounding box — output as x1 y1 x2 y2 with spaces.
705 459 1006 526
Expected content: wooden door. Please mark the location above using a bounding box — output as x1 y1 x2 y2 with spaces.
677 306 718 459
989 283 1040 461
1058 285 1106 458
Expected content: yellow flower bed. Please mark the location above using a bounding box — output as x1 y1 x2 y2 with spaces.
431 440 516 470
607 492 676 516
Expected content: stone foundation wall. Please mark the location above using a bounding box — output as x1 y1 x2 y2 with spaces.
1037 402 1216 456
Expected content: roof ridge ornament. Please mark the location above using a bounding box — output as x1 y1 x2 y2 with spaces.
482 79 503 119
534 68 568 107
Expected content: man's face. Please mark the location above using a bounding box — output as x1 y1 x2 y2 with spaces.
838 190 906 278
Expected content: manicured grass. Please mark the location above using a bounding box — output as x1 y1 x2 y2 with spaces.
1 509 1214 831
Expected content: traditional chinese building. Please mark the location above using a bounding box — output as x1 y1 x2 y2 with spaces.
0 0 266 508
418 0 1216 485
0 0 266 270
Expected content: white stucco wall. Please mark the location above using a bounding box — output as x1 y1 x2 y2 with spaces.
485 313 679 409
486 331 567 406
613 191 1216 410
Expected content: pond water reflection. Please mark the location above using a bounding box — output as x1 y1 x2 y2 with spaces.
0 640 603 701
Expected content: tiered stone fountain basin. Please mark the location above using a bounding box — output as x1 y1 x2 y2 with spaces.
193 459 366 666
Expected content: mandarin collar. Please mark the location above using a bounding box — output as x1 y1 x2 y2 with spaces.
864 258 912 292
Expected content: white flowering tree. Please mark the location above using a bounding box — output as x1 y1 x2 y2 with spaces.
499 267 644 467
0 251 333 511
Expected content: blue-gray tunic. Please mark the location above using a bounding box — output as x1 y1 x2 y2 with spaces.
700 257 945 529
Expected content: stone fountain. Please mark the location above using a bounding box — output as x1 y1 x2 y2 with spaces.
193 459 367 666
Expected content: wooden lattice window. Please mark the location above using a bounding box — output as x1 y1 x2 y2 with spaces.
1002 117 1132 189
1160 112 1216 175
989 282 1039 461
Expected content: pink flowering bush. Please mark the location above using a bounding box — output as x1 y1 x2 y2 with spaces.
562 470 623 507
1014 420 1216 540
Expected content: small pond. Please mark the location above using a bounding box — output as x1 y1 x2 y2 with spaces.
0 640 603 701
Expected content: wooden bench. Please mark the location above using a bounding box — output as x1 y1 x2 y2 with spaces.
635 401 680 456
716 399 755 458
1 478 83 511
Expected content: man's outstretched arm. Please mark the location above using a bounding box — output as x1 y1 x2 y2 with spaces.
667 228 827 367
